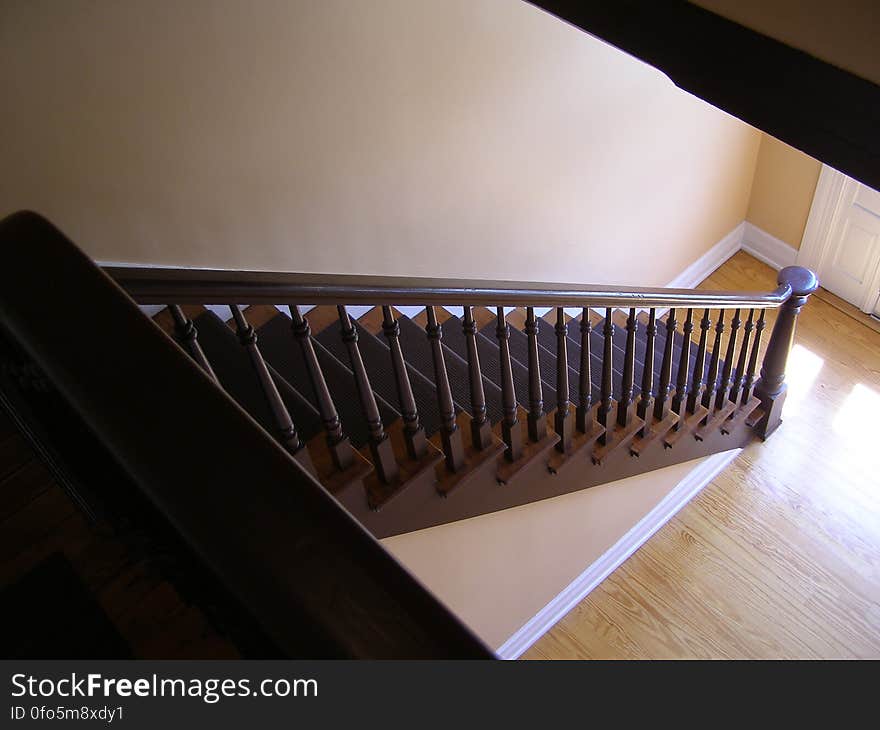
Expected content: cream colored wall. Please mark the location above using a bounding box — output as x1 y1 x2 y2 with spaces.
746 135 822 249
384 454 728 650
0 0 759 288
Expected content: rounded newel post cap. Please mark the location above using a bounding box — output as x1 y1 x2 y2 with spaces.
778 266 819 297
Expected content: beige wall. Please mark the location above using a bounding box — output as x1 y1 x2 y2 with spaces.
0 0 760 287
746 135 822 249
384 453 730 650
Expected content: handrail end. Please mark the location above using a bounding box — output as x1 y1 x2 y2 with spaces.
778 266 819 298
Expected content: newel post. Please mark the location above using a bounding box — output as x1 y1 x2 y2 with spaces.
754 266 819 439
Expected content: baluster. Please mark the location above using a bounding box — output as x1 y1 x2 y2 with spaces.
290 305 352 470
687 309 711 413
637 308 657 434
554 308 573 452
653 308 676 421
741 309 765 405
575 309 593 433
381 306 427 461
462 306 492 450
229 305 308 465
616 308 638 428
729 309 754 404
672 308 693 428
702 311 725 410
597 308 615 445
338 306 398 484
168 305 218 383
425 306 466 471
716 308 741 410
496 307 523 461
524 307 546 442
755 267 818 436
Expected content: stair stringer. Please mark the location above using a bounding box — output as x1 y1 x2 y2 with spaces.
338 414 758 539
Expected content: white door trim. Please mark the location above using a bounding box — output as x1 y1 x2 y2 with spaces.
797 164 849 274
798 165 880 313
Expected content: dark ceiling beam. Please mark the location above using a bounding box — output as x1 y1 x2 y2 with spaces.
530 0 880 190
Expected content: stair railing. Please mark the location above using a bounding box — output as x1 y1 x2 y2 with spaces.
105 256 817 451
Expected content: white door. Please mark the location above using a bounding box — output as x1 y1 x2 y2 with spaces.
801 169 880 314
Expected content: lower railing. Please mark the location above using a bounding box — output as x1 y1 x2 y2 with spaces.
0 211 493 659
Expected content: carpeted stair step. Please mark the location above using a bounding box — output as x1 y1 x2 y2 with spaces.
314 319 450 438
394 316 505 424
253 312 400 449
193 311 323 444
475 319 565 410
438 315 556 414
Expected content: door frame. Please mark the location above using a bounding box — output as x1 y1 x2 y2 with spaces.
798 165 880 313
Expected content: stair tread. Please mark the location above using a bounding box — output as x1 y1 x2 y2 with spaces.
505 323 577 409
315 319 451 438
441 315 554 413
192 311 324 445
395 316 506 425
253 312 401 449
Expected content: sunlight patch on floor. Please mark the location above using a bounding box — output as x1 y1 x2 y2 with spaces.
782 344 824 418
832 382 880 445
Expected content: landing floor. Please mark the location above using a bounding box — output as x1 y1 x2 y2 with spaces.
526 252 880 659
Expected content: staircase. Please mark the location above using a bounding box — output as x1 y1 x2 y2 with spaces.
0 211 818 657
123 267 818 542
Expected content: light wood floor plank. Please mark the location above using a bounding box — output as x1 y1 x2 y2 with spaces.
526 252 880 659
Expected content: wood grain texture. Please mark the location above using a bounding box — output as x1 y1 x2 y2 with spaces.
526 252 880 659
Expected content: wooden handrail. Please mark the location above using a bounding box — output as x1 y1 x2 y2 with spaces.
104 265 793 310
0 211 492 659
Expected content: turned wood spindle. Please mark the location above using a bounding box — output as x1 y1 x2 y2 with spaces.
616 308 638 428
554 307 573 453
654 308 676 421
229 304 304 458
730 309 755 404
741 309 765 405
687 309 711 414
290 304 352 470
168 305 218 383
672 308 694 427
425 306 466 472
637 308 657 434
598 308 615 445
338 305 398 484
496 307 523 461
716 308 741 410
462 306 492 451
702 310 725 410
382 306 427 461
524 307 546 442
576 309 593 433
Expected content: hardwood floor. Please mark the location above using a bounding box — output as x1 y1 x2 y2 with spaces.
525 251 880 659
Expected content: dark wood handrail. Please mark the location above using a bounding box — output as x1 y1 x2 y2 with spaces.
0 211 492 659
104 265 793 310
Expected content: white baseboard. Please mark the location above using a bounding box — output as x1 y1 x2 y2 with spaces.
741 222 798 271
666 222 745 289
495 448 741 659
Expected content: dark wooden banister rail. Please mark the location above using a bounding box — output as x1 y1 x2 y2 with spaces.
0 211 492 659
104 266 794 310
